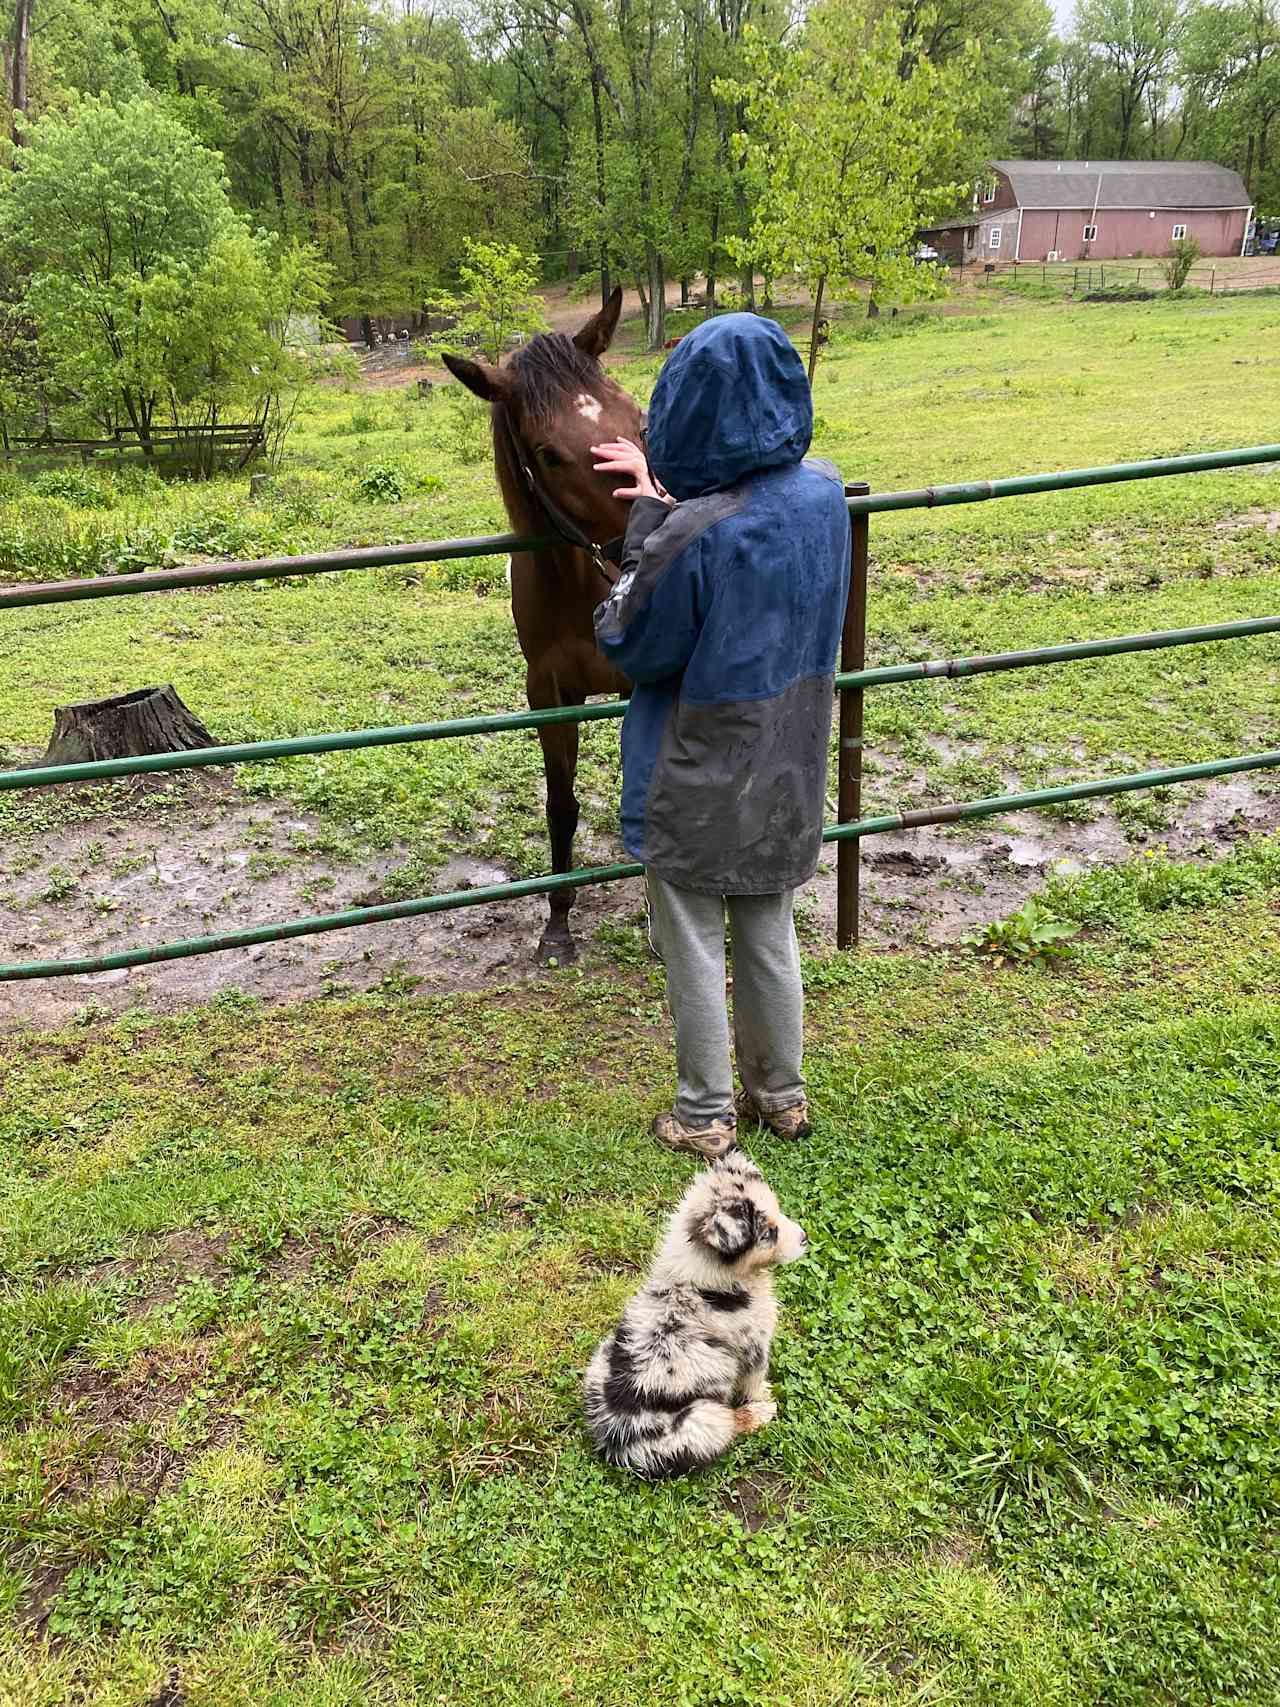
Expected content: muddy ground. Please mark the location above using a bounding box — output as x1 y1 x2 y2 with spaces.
3 767 1277 1031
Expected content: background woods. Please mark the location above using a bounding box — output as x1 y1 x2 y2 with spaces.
4 0 1275 349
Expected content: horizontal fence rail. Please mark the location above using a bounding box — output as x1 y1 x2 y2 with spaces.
3 440 1279 980
4 444 1279 612
0 534 545 609
4 611 1280 796
4 751 1280 982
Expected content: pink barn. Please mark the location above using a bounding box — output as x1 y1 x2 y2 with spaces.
961 161 1252 264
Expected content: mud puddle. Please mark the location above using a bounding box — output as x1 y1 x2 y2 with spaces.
2 772 1277 1030
0 779 630 1030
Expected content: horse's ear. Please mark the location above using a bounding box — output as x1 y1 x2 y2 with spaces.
441 352 510 403
573 286 624 358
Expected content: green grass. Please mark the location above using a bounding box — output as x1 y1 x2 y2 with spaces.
2 288 1279 883
3 287 1280 1701
2 845 1280 1703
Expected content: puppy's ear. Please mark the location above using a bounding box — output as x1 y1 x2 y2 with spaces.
694 1198 755 1261
712 1146 762 1181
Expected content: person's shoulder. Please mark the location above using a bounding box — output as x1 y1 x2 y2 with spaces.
798 456 844 487
641 487 746 567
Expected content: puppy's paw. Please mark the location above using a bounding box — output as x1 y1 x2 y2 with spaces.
735 1398 778 1435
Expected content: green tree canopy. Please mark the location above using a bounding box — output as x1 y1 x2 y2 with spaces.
724 0 975 379
0 93 327 460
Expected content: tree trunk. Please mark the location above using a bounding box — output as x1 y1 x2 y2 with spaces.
706 201 719 314
10 0 31 147
590 65 610 311
645 243 666 350
867 295 880 319
807 274 827 385
680 277 690 307
35 686 216 768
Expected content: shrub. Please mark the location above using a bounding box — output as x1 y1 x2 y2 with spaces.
110 464 166 498
169 504 256 557
353 463 407 503
0 509 114 580
108 525 172 574
1163 236 1202 292
31 468 115 509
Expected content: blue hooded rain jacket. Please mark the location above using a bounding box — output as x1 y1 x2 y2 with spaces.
593 314 851 894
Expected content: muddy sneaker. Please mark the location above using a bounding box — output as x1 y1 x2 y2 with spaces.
735 1092 812 1141
652 1111 738 1159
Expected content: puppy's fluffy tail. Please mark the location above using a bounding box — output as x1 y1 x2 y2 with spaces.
584 1335 771 1480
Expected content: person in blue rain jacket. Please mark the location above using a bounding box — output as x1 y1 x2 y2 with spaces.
591 313 850 1157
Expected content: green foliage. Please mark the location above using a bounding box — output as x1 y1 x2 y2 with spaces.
1164 235 1204 292
722 0 974 377
1047 838 1280 942
433 240 549 365
0 96 328 470
422 388 493 466
963 895 1081 966
353 462 408 503
30 469 115 509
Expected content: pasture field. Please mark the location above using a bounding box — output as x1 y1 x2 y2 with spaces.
2 287 1280 1703
3 846 1280 1704
1 285 1279 1019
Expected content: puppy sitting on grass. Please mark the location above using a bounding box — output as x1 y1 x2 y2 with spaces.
584 1148 807 1479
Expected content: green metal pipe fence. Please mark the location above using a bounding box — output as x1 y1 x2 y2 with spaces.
3 441 1279 981
6 610 1280 798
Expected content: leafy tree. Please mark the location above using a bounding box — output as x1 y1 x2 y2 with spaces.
1010 30 1066 157
1180 0 1280 207
438 239 550 362
1075 0 1182 157
724 0 975 382
0 94 327 464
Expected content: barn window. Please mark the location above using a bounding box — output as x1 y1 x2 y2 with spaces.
1172 223 1188 240
1083 224 1097 241
989 227 1001 249
983 179 996 203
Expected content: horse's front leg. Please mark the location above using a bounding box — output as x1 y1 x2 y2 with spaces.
532 687 583 966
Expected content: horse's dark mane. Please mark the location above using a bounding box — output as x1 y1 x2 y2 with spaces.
506 332 602 425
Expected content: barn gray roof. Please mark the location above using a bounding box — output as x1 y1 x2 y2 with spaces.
993 160 1251 210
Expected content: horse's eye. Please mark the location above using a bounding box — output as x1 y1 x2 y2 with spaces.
536 446 562 469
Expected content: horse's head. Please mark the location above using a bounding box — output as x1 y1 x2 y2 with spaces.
442 286 644 548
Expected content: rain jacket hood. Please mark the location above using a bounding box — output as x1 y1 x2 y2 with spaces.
592 318 849 895
645 313 814 500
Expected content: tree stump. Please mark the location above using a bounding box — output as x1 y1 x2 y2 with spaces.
36 686 217 768
416 379 434 399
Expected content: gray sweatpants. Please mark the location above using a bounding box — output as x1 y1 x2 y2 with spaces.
646 874 805 1128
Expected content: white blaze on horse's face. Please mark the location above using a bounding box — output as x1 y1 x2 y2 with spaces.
574 392 604 425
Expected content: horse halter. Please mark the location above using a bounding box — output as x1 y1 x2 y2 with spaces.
499 408 625 586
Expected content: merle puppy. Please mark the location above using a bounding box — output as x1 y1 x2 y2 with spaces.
583 1148 807 1479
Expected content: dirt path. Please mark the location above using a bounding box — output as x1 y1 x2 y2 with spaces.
3 771 1276 1030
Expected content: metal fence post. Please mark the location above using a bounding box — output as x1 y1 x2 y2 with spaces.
838 484 870 949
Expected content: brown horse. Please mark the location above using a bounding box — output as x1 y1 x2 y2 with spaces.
443 287 645 965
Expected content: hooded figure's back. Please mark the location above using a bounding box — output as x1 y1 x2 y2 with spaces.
595 315 851 894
